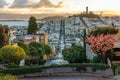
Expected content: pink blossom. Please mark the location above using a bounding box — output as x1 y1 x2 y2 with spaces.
86 34 117 56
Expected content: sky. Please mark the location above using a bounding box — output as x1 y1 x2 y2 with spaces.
1 0 120 14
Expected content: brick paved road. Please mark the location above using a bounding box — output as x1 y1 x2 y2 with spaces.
20 75 113 80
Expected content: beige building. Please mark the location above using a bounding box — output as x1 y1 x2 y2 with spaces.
23 36 39 45
13 32 48 45
35 32 48 45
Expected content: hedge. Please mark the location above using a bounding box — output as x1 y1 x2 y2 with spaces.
116 67 120 74
0 63 109 75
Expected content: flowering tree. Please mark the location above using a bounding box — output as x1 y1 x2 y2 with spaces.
86 34 117 63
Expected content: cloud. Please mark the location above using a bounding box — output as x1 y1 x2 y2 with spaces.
10 0 54 8
10 0 37 8
9 0 70 9
0 0 7 8
55 1 69 8
33 0 54 8
34 0 69 9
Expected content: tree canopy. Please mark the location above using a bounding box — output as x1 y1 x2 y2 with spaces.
86 34 117 63
17 41 30 54
0 25 9 48
63 45 85 63
27 16 39 34
0 45 26 65
29 42 43 56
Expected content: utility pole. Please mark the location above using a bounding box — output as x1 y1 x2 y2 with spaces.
83 27 87 61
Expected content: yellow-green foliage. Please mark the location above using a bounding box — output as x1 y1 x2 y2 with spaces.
0 74 18 80
0 45 26 65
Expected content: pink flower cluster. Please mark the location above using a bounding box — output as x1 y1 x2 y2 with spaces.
86 34 117 56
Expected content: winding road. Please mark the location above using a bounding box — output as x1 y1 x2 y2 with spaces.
20 74 113 80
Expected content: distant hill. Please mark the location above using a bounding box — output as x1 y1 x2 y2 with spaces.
41 16 66 21
0 12 74 20
0 10 120 20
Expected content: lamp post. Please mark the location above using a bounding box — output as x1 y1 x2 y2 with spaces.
83 27 86 60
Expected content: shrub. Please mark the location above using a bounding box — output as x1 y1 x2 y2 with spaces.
0 74 18 80
0 63 108 75
116 67 120 74
29 42 43 56
0 64 108 75
90 56 103 63
63 45 86 63
25 55 46 65
17 41 30 54
0 45 26 65
27 42 52 65
43 44 52 59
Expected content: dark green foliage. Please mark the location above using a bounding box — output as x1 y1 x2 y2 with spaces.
0 63 108 75
0 66 42 75
44 45 51 54
43 44 52 55
27 42 44 65
90 27 118 36
116 67 120 74
91 63 109 72
28 42 52 57
90 56 103 63
27 16 38 34
19 42 52 65
0 25 9 48
17 41 30 54
63 45 86 63
29 42 43 56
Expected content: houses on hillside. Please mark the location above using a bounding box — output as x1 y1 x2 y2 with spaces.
0 15 120 59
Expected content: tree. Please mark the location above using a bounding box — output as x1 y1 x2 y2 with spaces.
0 45 26 65
63 45 85 63
43 44 52 59
0 25 9 48
27 16 38 34
29 42 43 56
86 34 117 64
17 41 30 54
27 42 44 65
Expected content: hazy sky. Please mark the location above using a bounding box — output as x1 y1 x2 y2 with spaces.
2 0 120 11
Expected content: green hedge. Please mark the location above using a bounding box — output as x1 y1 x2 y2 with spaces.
116 67 120 74
0 63 109 75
